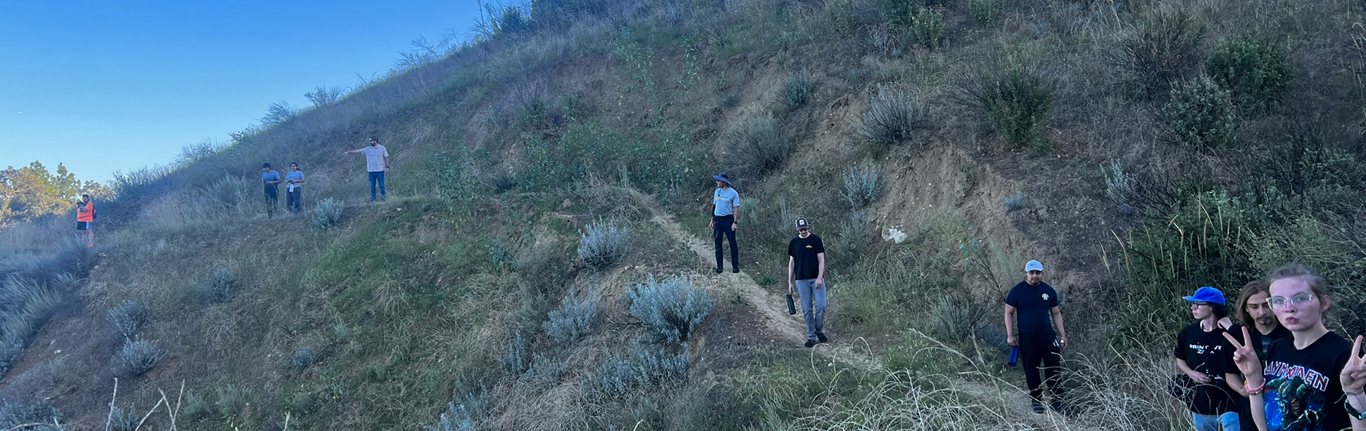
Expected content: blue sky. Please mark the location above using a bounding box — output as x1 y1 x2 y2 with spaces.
0 1 485 183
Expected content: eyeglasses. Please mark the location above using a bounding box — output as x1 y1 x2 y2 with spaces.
1266 292 1314 310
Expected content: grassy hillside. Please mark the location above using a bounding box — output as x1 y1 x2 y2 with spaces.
3 0 1366 429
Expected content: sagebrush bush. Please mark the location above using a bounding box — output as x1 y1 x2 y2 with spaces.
1207 37 1292 111
842 164 882 209
578 219 627 271
108 404 138 431
1004 194 1026 212
783 68 813 109
1163 75 1236 149
542 291 600 346
968 0 1000 25
106 300 148 340
859 86 925 146
502 332 530 374
201 268 236 303
0 399 60 429
723 115 790 180
112 338 164 377
215 384 251 419
965 65 1055 146
527 353 563 385
1101 159 1140 210
1118 7 1206 99
628 274 713 344
292 347 318 369
181 392 210 420
911 7 946 49
585 344 688 399
312 198 344 230
434 387 494 431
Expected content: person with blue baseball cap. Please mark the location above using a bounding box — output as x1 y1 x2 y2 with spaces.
1176 286 1239 431
709 173 741 274
1004 259 1068 414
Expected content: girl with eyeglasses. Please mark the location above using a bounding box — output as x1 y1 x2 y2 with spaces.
1223 264 1366 431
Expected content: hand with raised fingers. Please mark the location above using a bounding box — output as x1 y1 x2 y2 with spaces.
1223 326 1265 387
1342 335 1366 396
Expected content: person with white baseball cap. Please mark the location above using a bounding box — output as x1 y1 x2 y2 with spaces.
1004 259 1068 414
787 217 826 348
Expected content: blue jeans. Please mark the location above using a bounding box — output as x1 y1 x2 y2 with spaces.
368 171 386 201
796 279 825 340
1192 412 1237 431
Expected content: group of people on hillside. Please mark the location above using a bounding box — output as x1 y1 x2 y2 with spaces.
1172 267 1366 431
709 172 1366 431
259 137 391 217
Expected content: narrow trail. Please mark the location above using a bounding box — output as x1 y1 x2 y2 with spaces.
644 201 1100 430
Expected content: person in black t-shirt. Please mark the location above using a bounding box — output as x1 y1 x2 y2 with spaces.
1177 286 1239 430
787 217 826 348
1224 280 1293 431
1004 259 1068 414
1223 264 1366 431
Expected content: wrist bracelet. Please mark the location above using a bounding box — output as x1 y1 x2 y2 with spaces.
1346 395 1366 421
1246 381 1266 396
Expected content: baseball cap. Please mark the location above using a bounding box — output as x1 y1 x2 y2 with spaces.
1182 286 1226 305
1024 260 1043 272
795 217 810 230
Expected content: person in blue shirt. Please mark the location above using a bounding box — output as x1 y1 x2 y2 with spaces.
710 173 741 274
284 162 307 213
261 163 283 218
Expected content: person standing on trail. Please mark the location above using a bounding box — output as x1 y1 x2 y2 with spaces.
343 137 390 202
261 163 282 218
284 162 306 214
75 194 94 247
787 217 826 348
709 173 740 274
1003 259 1068 414
1223 264 1366 431
1222 280 1291 431
1176 286 1239 431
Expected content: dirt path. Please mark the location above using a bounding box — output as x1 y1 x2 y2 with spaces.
645 202 1100 430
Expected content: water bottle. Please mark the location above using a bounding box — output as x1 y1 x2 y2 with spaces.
786 294 797 315
1008 346 1019 367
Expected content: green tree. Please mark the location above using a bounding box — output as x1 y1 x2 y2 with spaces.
0 161 110 225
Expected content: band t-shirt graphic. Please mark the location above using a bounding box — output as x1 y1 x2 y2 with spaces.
1260 332 1352 431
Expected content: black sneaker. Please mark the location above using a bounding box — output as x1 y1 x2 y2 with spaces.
804 339 816 348
732 267 740 273
816 332 828 343
715 267 723 274
1031 400 1045 414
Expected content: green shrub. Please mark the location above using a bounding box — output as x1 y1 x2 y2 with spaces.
197 175 249 209
911 7 946 49
291 347 318 369
106 300 148 340
529 0 606 31
0 276 61 342
1117 7 1206 99
1102 159 1140 210
434 388 494 431
782 68 813 109
1163 75 1236 149
112 338 164 377
965 65 1055 147
502 332 530 374
312 198 344 230
578 219 627 272
304 86 345 107
542 291 600 346
201 268 236 303
858 86 926 146
627 274 713 344
968 0 1001 25
260 100 296 126
842 164 882 209
0 399 60 429
108 404 139 431
722 115 791 180
0 333 21 378
181 392 211 421
215 384 251 419
1207 37 1292 111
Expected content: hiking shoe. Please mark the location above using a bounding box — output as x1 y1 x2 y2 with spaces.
1031 400 1045 414
804 339 817 348
715 267 723 274
816 332 828 343
732 267 740 273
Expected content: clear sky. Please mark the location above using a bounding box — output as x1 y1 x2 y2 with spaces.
0 0 486 183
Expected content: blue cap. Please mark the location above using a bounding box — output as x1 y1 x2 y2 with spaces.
1183 286 1226 305
1024 260 1043 272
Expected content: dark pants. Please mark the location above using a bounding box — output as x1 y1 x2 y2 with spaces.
712 214 738 270
368 171 386 201
264 187 279 218
287 188 303 213
1018 331 1062 402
